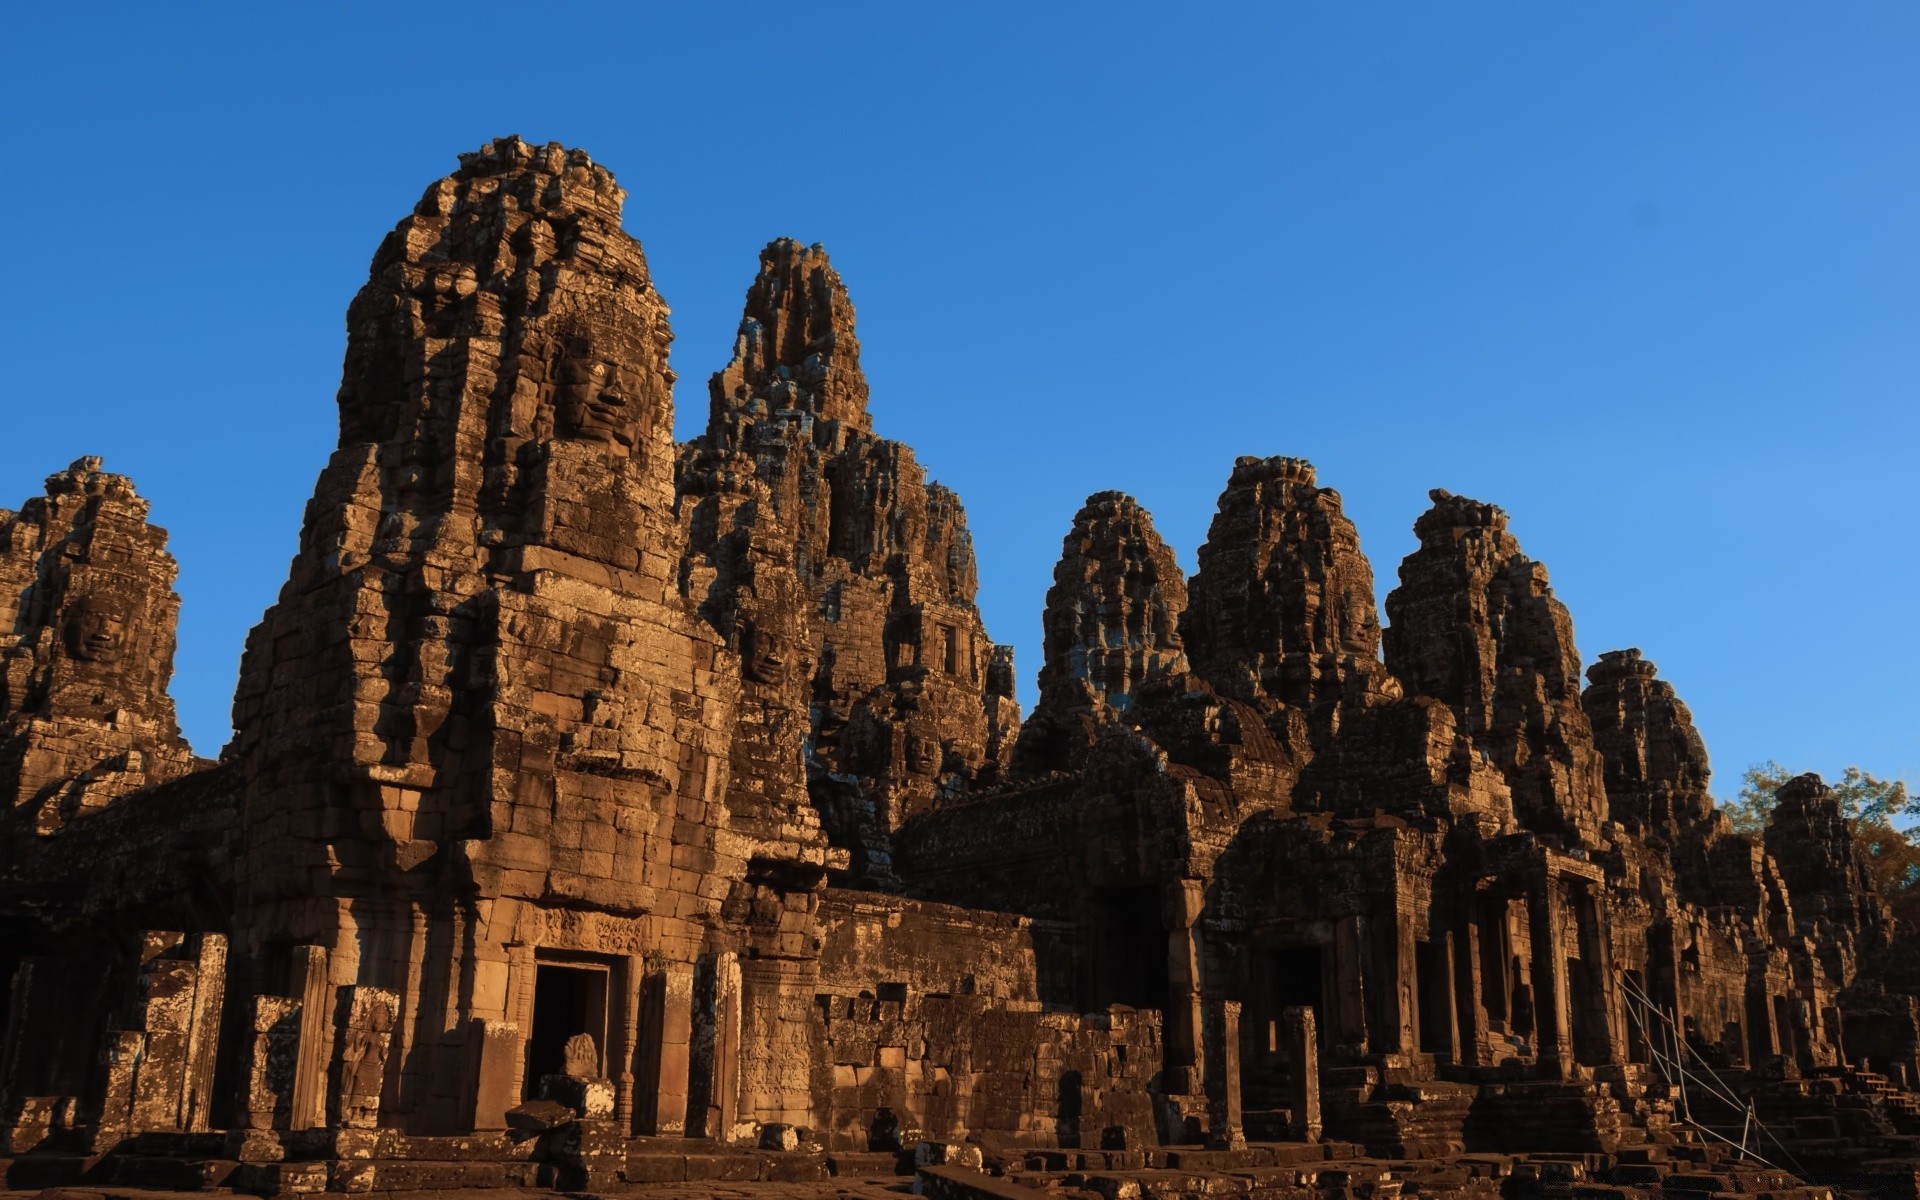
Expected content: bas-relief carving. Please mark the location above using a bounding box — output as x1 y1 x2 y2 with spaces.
556 336 642 450
62 593 131 665
738 617 789 688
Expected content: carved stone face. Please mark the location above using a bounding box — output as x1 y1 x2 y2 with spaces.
557 343 639 449
740 619 789 687
904 727 940 775
64 595 130 665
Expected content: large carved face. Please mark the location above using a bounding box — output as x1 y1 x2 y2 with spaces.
557 341 640 449
63 594 130 665
904 726 941 775
739 618 790 688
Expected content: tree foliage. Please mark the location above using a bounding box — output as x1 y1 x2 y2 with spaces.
1720 761 1914 833
1721 761 1920 927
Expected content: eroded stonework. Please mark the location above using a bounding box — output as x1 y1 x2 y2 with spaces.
2 137 1917 1200
0 458 198 840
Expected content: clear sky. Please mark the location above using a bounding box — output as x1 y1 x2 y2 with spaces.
3 4 1915 799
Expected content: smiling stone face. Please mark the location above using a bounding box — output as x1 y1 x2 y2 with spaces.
556 339 640 449
739 617 790 688
904 726 941 776
63 593 131 665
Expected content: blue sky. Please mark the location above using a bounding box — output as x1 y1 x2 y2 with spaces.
3 4 1915 799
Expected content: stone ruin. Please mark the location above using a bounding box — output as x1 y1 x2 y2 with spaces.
0 137 1917 1199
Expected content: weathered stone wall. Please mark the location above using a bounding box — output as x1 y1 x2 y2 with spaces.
811 891 1160 1150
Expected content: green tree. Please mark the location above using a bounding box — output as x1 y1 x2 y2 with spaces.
1721 761 1913 833
1722 761 1920 926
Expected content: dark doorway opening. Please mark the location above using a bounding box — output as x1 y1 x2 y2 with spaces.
1478 897 1510 1027
1416 940 1453 1057
1272 945 1324 1022
1091 886 1166 1010
1623 970 1651 1063
524 961 610 1098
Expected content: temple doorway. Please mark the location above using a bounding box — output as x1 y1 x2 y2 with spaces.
1090 886 1166 1010
524 959 610 1098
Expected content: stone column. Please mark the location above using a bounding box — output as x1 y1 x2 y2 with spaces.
467 1018 520 1131
289 945 333 1130
239 997 302 1130
1455 918 1488 1067
1431 930 1461 1064
1203 1000 1245 1149
711 953 742 1141
1374 901 1419 1058
128 932 196 1133
94 1031 145 1149
181 934 228 1131
1282 1006 1321 1143
1163 879 1206 1096
635 960 694 1135
1331 916 1368 1051
1571 887 1624 1067
613 956 642 1132
1527 873 1572 1079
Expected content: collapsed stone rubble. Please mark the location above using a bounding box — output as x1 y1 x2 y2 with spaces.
1 137 1916 1199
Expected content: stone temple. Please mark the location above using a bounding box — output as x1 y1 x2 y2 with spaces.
1 137 1916 1199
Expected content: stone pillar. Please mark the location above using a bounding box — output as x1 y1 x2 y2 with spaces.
128 933 196 1133
332 987 397 1127
710 953 742 1141
1374 902 1419 1058
289 946 333 1131
467 1019 519 1131
94 1031 145 1149
1455 919 1488 1067
1647 920 1685 1057
1163 879 1206 1095
1282 1006 1321 1143
239 997 302 1130
181 934 228 1131
613 956 642 1132
1527 874 1572 1079
635 960 693 1134
1203 1000 1245 1149
1331 916 1368 1051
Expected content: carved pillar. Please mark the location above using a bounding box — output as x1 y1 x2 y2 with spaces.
180 934 227 1131
613 955 642 1132
1528 872 1572 1079
94 1031 145 1149
712 953 742 1141
1163 879 1206 1095
1455 917 1488 1066
1431 929 1461 1064
127 932 194 1133
1373 899 1418 1058
1282 1006 1321 1143
239 997 301 1130
1331 915 1368 1051
1570 886 1622 1066
289 945 333 1130
1203 1000 1245 1149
